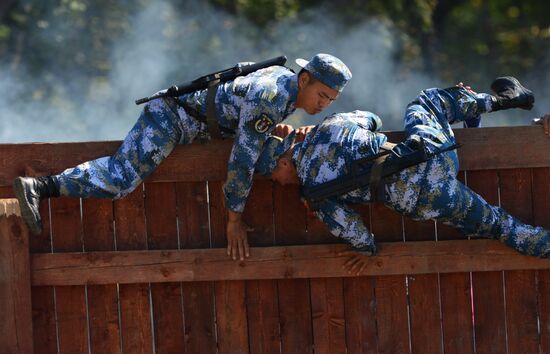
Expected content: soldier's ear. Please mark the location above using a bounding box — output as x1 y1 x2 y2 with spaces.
298 71 310 89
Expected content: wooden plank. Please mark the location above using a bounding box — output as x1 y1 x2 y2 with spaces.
467 170 507 354
246 280 281 354
369 203 409 354
439 272 473 354
533 167 550 354
370 203 403 243
305 192 340 245
341 204 377 354
206 180 226 247
437 171 474 354
343 276 378 354
208 180 250 354
499 169 539 354
274 183 309 245
310 277 346 354
452 125 550 170
274 183 313 354
241 180 282 354
0 208 33 354
278 278 313 354
82 199 122 354
144 182 186 353
2 126 548 187
0 140 232 187
374 275 409 354
114 188 154 354
215 281 249 354
50 197 89 354
403 217 442 354
0 185 15 198
29 198 58 354
25 198 56 352
175 182 216 354
31 240 550 286
242 180 275 247
472 272 506 354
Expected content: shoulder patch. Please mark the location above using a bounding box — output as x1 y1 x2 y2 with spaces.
254 114 274 133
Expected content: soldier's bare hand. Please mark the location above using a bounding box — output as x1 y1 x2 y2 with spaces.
456 82 477 94
226 219 252 261
540 114 550 137
274 124 294 139
294 125 315 142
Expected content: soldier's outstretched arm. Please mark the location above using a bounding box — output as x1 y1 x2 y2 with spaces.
223 101 278 260
313 198 377 274
534 114 550 137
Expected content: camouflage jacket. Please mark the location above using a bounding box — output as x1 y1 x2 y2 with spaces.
179 66 298 212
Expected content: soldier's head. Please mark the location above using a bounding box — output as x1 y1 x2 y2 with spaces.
256 132 299 185
295 53 352 115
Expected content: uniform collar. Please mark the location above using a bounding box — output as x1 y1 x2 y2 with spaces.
284 74 299 115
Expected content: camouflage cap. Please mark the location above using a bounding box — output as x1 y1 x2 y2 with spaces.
296 53 352 92
255 131 297 176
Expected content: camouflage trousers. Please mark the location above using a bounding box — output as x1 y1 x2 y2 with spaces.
388 87 549 258
56 98 205 198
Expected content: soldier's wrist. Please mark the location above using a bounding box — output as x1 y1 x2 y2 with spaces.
227 210 243 222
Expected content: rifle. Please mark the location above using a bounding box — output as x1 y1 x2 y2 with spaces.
302 142 461 209
135 56 288 105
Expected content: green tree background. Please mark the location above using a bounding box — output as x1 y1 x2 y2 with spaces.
0 0 548 142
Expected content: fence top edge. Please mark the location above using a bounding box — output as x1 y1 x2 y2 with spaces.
0 125 548 187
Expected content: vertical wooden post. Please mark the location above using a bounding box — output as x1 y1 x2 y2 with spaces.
0 199 34 354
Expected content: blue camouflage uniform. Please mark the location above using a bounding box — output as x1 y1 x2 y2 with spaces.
267 87 548 258
54 54 351 213
56 65 297 212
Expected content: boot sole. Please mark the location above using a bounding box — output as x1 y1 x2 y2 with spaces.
13 177 43 235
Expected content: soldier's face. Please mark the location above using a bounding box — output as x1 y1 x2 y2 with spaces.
296 73 339 115
271 157 299 185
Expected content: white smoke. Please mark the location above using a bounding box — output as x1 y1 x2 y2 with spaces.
0 0 545 143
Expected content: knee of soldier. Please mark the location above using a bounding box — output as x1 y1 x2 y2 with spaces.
143 97 170 114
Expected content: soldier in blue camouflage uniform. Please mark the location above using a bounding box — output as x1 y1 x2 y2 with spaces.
14 54 352 261
257 77 548 270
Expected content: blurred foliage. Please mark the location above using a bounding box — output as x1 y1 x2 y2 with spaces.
0 0 548 107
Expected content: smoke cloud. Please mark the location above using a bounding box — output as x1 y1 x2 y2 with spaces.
0 0 546 143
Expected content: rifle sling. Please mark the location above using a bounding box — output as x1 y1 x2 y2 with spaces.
303 142 461 209
368 142 395 201
206 78 222 138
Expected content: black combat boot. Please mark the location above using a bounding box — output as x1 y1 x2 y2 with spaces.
490 76 535 111
13 176 60 235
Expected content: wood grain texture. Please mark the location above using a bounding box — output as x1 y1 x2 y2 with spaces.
467 171 506 354
31 240 550 286
0 215 33 354
144 182 186 354
82 199 122 354
2 126 548 186
114 187 154 354
532 167 550 354
499 169 539 354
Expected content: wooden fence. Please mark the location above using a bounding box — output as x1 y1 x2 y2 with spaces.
1 125 549 354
